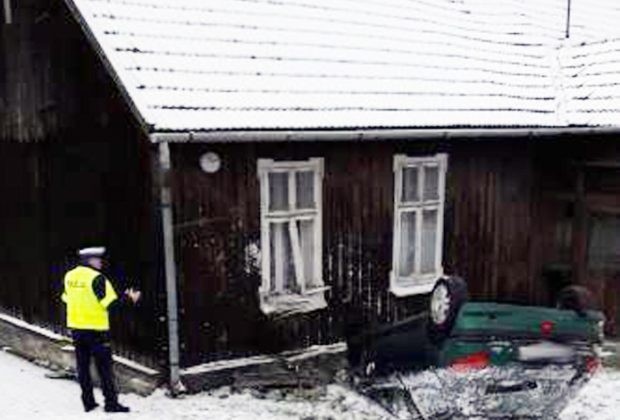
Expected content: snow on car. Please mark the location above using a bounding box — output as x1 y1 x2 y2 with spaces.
347 276 605 419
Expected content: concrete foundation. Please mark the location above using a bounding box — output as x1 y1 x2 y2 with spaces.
180 343 349 394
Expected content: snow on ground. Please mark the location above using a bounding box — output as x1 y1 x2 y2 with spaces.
560 370 620 420
2 347 620 419
0 349 390 420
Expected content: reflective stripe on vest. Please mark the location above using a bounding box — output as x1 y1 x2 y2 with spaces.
63 266 118 331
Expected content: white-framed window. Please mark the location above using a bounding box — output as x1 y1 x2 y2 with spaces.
257 158 326 314
391 153 448 296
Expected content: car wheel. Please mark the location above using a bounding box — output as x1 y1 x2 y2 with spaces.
429 276 468 341
557 285 596 316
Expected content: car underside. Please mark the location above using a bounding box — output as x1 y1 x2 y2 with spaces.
346 277 605 419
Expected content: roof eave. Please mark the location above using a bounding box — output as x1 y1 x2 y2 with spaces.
149 126 620 144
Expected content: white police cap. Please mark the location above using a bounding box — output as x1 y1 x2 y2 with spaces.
78 247 106 257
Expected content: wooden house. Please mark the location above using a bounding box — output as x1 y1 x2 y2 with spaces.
1 0 620 387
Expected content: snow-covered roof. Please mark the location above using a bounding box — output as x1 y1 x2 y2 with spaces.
65 0 620 132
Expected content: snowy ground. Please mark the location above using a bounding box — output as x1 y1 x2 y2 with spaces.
0 349 390 420
2 348 620 420
560 370 620 420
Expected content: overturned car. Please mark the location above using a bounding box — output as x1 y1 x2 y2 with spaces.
346 277 605 419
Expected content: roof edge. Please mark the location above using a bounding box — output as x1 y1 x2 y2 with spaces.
149 126 620 144
63 0 151 136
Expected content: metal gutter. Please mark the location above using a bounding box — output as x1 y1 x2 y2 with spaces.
150 126 620 143
62 0 151 136
155 141 183 395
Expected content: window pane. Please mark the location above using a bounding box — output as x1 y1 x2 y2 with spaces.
402 167 419 202
399 211 417 277
423 166 439 201
269 172 289 211
269 222 296 293
298 219 316 288
421 210 438 274
295 171 315 209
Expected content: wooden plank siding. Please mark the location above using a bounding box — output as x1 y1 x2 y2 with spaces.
0 0 164 368
536 138 620 334
170 140 546 366
448 143 541 304
0 139 164 368
171 142 431 366
1 0 74 142
171 137 620 366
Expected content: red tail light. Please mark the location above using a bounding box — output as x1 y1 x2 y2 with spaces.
540 320 555 336
450 351 490 371
585 356 600 374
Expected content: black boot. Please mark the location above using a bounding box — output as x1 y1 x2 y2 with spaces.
104 403 130 413
84 402 99 412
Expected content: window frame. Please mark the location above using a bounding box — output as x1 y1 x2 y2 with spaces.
257 158 326 314
391 153 448 296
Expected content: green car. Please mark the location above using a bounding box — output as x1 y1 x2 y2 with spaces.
348 277 605 419
439 301 603 370
431 277 604 371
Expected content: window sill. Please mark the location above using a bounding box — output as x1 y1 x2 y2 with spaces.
390 276 440 297
260 292 327 317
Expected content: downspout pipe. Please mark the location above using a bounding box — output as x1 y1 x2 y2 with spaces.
155 140 184 395
565 0 572 39
3 0 12 24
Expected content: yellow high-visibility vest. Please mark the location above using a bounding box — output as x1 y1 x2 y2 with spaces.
62 265 118 331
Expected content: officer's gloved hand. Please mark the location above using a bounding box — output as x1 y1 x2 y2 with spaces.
124 288 142 304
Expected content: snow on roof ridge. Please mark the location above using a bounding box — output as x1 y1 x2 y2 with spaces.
67 0 620 132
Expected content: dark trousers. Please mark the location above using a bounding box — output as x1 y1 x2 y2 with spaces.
72 330 118 408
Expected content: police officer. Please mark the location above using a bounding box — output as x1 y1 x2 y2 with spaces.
62 247 141 413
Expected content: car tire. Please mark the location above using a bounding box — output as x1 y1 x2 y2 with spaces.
428 276 468 342
557 285 595 316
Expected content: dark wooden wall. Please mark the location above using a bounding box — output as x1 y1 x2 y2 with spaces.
1 0 80 141
0 0 165 367
169 140 539 367
447 142 540 303
534 138 620 334
171 142 439 366
430 138 620 334
171 136 620 367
